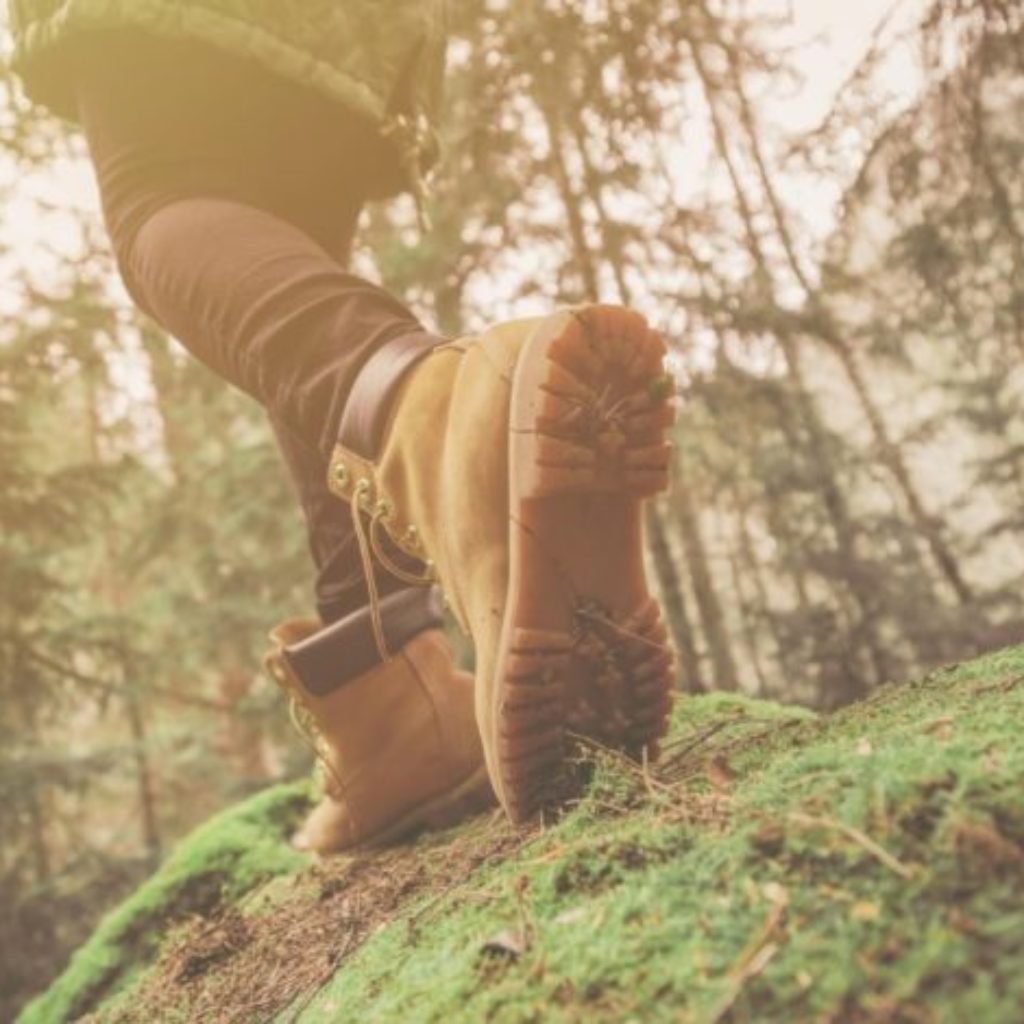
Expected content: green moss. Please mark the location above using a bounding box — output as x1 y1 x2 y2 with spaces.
294 651 1024 1022
16 780 312 1024
26 647 1024 1023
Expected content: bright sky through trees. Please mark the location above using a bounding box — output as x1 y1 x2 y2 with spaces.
2 0 925 287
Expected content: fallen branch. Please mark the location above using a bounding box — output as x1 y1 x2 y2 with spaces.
787 812 915 880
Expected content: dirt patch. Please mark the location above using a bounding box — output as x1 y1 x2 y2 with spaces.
89 717 791 1024
70 871 231 1023
107 818 528 1024
552 835 688 897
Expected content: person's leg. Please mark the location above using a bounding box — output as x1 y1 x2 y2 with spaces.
67 30 675 831
67 31 495 852
121 197 434 469
119 197 439 619
73 30 441 620
268 415 386 625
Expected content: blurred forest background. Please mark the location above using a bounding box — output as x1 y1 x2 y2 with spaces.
2 0 1023 1017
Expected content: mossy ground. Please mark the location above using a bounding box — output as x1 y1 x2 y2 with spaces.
16 783 311 1024
18 646 1024 1023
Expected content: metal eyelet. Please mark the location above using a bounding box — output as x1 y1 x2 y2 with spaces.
331 462 350 488
355 478 374 510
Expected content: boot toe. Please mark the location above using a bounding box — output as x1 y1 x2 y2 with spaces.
291 796 357 854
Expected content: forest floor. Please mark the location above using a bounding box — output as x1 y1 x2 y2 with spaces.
17 644 1024 1024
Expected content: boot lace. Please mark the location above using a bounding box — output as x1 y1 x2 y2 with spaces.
349 479 436 662
265 648 347 797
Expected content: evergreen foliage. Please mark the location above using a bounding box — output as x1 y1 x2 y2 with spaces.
2 1 1023 1016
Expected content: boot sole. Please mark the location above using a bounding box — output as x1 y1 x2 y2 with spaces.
495 305 676 824
301 764 495 854
372 763 495 847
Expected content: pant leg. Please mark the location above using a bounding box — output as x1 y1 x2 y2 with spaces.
268 416 389 623
121 199 437 619
121 197 434 463
72 31 440 620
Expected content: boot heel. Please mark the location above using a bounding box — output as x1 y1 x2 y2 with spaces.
496 305 678 824
567 597 676 761
498 628 573 821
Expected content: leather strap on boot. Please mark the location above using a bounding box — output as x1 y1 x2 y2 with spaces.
278 586 444 697
338 332 443 459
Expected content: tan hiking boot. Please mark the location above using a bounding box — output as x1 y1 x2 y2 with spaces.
265 588 493 853
328 306 678 824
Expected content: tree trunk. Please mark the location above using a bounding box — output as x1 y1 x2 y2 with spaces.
84 365 163 864
125 691 162 866
688 32 890 691
537 98 601 302
727 549 770 696
710 16 975 608
646 502 705 693
674 464 741 691
824 336 974 605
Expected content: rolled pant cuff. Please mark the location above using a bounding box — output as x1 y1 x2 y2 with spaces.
280 586 445 696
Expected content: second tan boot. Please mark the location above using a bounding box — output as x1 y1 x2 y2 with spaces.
265 588 493 853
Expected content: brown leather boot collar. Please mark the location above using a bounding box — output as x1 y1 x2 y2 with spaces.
281 586 444 697
338 332 443 459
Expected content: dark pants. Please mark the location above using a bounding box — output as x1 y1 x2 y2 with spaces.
71 31 440 622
